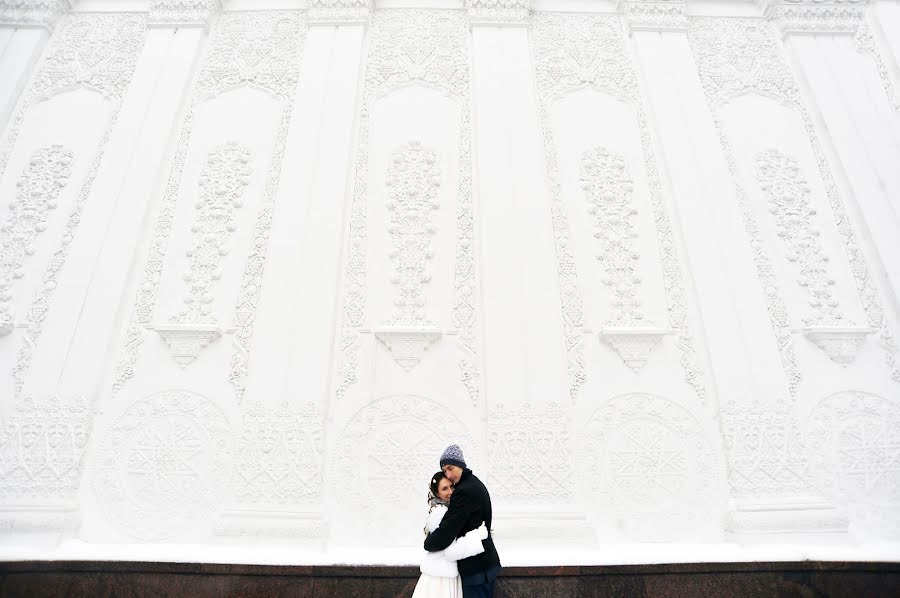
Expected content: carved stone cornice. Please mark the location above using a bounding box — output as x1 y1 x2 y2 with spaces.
149 0 220 29
466 0 530 26
0 0 69 29
307 0 371 25
620 0 687 33
765 0 868 37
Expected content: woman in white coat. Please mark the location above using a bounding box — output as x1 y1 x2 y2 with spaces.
412 471 488 598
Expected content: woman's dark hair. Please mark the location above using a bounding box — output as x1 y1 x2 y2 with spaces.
430 471 448 496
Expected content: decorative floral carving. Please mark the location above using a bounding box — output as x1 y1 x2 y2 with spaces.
719 400 846 533
465 0 530 26
755 149 843 327
111 12 305 400
0 0 68 30
7 14 146 402
806 391 900 539
689 17 900 386
580 393 717 541
0 396 91 501
581 146 645 328
621 0 687 32
855 24 900 112
767 0 866 36
307 0 371 24
385 141 440 327
337 10 480 403
532 13 706 401
93 389 233 541
333 394 472 545
488 403 573 502
0 145 73 337
149 0 220 28
720 400 816 501
231 402 323 505
177 142 251 325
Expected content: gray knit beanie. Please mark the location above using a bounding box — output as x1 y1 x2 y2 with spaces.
439 444 466 469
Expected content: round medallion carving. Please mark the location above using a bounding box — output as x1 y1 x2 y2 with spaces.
93 390 232 541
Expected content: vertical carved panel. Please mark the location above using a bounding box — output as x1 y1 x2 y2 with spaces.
176 143 252 326
581 146 645 328
232 402 324 505
0 397 91 502
337 10 479 402
7 15 146 403
111 12 305 400
755 149 844 327
688 17 899 387
0 145 73 336
532 13 705 401
385 141 440 327
488 403 573 502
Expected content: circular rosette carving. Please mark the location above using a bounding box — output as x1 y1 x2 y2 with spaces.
332 395 472 545
93 390 233 541
580 393 717 541
805 391 900 539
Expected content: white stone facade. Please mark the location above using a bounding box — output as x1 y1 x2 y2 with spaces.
0 0 899 564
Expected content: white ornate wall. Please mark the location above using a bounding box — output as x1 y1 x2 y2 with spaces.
0 0 899 565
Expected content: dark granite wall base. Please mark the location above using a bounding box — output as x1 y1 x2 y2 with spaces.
1 561 898 598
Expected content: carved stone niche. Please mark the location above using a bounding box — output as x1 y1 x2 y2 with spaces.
152 324 222 367
374 327 442 372
599 327 671 372
726 496 849 537
802 326 874 366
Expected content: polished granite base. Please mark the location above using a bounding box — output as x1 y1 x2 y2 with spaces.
1 561 899 597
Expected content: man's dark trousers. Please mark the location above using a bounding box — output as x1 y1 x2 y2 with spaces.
461 564 501 598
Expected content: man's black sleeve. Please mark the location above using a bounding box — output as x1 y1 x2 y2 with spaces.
423 490 474 552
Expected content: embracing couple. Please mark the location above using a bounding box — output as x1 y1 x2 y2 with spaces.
412 444 502 598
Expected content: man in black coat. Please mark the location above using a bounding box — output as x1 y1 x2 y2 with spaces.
424 444 501 598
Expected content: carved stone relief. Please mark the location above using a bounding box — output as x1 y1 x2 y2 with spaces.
336 10 479 403
0 145 73 337
232 402 324 505
488 403 573 503
307 0 372 24
688 17 900 388
806 391 900 539
720 400 847 533
111 11 305 401
532 12 705 401
154 142 253 367
465 0 530 26
0 0 68 30
5 14 146 404
0 397 90 503
580 146 669 370
332 394 472 544
580 393 717 541
149 0 220 28
754 149 872 364
854 24 900 112
93 389 233 541
374 141 442 370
